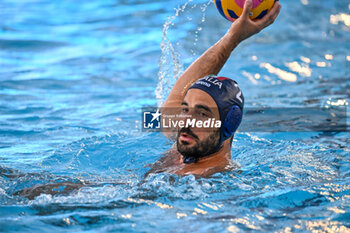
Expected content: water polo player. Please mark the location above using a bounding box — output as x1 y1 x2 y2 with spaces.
12 0 281 199
148 0 281 176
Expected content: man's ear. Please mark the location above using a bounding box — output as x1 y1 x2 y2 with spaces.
223 105 242 139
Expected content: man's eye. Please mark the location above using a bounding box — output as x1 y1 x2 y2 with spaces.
181 108 189 113
200 112 208 118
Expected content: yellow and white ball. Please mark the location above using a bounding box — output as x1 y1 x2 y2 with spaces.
214 0 277 22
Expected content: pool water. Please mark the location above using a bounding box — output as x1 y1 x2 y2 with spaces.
1 0 350 232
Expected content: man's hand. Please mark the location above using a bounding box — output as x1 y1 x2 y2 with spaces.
14 182 84 200
230 0 281 43
162 0 281 113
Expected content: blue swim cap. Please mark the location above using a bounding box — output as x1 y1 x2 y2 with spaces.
188 74 244 147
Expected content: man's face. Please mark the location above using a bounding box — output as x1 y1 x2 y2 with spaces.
176 89 221 159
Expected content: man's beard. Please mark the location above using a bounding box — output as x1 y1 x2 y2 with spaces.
176 127 220 162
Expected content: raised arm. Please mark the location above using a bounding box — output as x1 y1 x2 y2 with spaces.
163 0 281 108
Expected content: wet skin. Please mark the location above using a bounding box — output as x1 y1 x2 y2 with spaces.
147 89 236 177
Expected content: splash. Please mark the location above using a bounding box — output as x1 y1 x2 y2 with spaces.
155 0 212 106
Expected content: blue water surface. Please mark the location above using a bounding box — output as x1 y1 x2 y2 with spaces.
0 0 350 232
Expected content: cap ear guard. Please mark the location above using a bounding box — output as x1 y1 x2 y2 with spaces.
223 105 242 139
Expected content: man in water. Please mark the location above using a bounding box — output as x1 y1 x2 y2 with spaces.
147 0 281 177
12 0 281 199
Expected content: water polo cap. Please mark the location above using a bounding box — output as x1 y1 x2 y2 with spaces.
188 74 244 149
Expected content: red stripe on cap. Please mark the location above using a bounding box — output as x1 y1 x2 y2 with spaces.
216 76 230 81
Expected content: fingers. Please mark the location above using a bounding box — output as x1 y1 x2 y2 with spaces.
241 0 253 19
256 2 281 29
